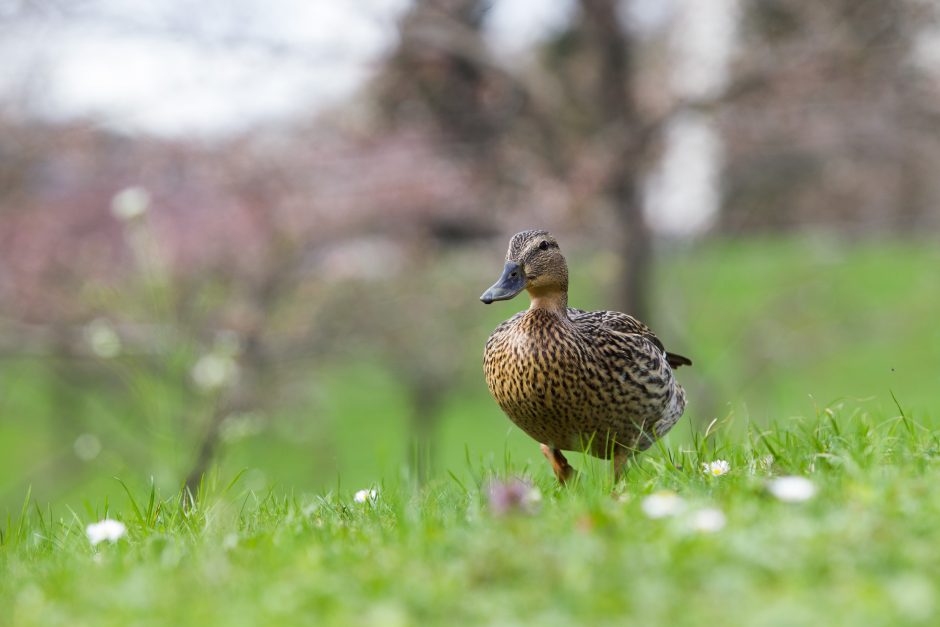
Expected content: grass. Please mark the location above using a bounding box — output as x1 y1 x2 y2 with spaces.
3 404 940 626
3 235 940 624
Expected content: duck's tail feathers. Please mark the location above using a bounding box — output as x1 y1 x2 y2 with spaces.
666 352 693 368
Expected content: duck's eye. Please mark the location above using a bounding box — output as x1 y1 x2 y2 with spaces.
539 240 549 251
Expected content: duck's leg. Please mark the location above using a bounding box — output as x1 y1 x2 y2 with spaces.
540 444 576 484
613 450 634 481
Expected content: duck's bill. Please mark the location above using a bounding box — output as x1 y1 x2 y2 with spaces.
480 262 526 304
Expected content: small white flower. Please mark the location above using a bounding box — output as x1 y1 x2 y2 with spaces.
353 489 378 504
767 476 817 502
689 508 726 533
702 460 731 477
110 186 150 221
641 491 686 519
83 318 121 358
86 519 127 546
73 433 102 461
191 353 239 391
524 487 543 509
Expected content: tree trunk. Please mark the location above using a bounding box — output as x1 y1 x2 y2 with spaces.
612 167 651 320
580 0 652 320
407 377 442 485
183 400 227 495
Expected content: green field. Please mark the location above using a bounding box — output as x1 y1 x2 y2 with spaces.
3 406 940 626
2 236 940 624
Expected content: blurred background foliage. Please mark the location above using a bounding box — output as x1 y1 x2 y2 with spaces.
1 0 939 513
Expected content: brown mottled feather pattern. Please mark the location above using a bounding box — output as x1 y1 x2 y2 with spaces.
482 230 690 464
568 308 693 369
484 306 687 458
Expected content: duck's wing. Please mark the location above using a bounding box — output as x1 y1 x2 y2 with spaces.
567 308 692 369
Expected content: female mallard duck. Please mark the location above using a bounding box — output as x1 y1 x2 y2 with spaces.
480 230 691 483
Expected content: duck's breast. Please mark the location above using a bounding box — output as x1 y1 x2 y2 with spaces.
484 311 597 449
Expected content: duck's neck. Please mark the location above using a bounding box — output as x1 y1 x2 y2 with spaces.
527 288 568 315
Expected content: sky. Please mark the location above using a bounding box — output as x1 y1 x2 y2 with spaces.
0 0 574 137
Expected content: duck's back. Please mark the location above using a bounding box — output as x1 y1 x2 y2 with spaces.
483 307 686 457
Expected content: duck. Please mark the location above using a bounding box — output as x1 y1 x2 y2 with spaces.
480 230 691 484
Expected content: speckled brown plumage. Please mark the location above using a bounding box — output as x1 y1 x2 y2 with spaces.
481 230 691 482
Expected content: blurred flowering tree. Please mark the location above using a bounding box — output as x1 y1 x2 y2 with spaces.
2 0 940 502
0 115 499 493
720 0 940 232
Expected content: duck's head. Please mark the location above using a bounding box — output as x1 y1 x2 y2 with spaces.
480 230 568 305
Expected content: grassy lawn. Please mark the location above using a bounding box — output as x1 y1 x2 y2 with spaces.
3 404 940 626
2 236 940 624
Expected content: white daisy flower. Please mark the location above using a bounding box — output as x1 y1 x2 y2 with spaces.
523 486 543 509
767 476 817 502
689 508 726 533
110 186 150 221
86 519 127 546
641 491 686 519
353 488 378 504
73 433 102 461
191 353 239 391
83 318 121 358
702 460 731 477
